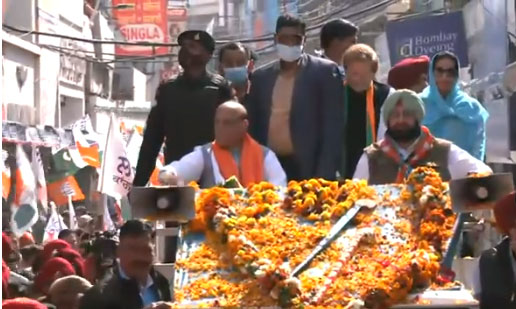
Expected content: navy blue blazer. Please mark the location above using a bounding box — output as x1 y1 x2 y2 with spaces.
246 54 345 180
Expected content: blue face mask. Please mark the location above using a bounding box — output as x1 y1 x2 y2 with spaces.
223 66 248 85
277 44 303 62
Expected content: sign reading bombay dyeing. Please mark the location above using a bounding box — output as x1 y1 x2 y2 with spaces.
386 11 469 67
112 0 168 56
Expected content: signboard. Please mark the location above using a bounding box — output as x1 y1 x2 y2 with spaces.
113 0 169 56
386 11 469 67
160 7 187 81
60 39 87 87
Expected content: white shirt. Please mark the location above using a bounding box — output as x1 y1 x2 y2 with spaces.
353 143 492 181
161 145 287 187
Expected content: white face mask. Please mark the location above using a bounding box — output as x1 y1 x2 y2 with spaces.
277 44 303 62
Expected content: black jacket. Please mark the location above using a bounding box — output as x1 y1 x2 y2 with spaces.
79 266 171 309
133 72 232 186
479 237 516 309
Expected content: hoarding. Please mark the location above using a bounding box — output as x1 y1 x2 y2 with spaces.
113 0 169 56
386 11 469 67
160 7 187 81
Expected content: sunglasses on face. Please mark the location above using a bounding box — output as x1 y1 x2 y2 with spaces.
434 67 458 77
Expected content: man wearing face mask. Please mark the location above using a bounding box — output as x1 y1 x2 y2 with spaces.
247 15 344 181
133 30 233 187
218 42 255 104
353 89 491 184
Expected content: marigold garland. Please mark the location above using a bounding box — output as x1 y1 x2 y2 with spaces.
174 169 458 308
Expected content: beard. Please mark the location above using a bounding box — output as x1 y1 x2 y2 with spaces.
387 123 421 143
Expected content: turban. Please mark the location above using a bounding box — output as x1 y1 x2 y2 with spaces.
55 248 85 276
493 191 516 235
382 89 425 125
2 297 48 309
388 56 430 90
34 257 75 294
41 240 71 262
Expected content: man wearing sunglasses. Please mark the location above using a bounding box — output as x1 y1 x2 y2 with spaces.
246 15 344 181
158 101 287 188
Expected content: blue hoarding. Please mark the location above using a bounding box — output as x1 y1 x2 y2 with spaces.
386 11 469 67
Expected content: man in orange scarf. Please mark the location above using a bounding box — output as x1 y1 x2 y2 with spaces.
341 44 393 179
353 89 491 184
159 101 286 188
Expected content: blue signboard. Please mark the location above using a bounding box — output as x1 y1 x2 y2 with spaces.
386 11 469 67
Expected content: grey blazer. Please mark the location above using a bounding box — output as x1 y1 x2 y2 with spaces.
246 54 345 180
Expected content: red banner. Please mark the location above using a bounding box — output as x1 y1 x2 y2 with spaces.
113 0 169 56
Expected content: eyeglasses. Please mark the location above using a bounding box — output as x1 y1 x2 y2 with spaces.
434 67 457 77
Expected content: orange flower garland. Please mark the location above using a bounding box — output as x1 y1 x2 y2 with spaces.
174 170 458 308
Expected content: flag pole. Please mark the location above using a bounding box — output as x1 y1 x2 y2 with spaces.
98 113 114 193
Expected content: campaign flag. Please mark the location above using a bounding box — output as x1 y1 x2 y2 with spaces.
32 147 48 212
70 116 101 168
2 150 11 200
103 199 115 231
67 195 77 230
47 175 85 207
126 129 163 186
98 114 134 200
50 148 81 180
43 202 68 242
11 145 39 236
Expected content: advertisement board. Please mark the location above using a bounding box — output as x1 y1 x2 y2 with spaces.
386 11 469 67
160 7 187 81
113 0 169 56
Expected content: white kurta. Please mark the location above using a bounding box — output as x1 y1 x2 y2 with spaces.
161 145 287 187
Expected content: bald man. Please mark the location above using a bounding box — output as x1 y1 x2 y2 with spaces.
159 101 287 188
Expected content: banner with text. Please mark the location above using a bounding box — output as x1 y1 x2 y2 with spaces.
113 0 169 56
386 11 469 67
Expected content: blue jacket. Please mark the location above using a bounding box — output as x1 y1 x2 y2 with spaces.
246 54 345 180
420 54 489 160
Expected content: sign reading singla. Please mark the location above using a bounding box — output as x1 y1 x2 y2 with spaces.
120 24 165 42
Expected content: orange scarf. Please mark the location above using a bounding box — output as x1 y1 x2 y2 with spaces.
212 134 264 187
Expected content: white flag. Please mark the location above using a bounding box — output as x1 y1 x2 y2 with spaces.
98 114 134 200
103 197 115 231
31 147 48 213
126 129 144 175
67 195 77 230
11 145 39 236
43 202 67 243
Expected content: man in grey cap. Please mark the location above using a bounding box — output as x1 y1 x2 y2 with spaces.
353 89 491 184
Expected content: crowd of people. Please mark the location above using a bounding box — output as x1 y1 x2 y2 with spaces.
148 14 490 188
2 13 510 309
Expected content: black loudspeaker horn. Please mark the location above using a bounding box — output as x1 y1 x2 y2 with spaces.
128 186 195 222
449 173 514 213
